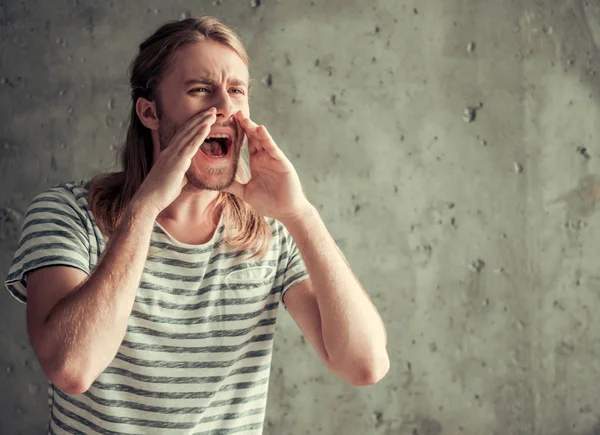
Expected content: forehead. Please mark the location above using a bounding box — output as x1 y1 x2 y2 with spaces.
164 40 249 86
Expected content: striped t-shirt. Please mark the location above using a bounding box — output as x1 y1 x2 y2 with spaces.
5 181 309 435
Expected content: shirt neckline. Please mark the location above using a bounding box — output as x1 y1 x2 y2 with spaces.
153 214 224 249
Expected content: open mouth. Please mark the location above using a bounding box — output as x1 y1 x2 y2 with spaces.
200 134 232 158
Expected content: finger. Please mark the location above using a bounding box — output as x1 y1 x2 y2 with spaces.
236 117 255 155
252 138 265 154
250 124 286 160
171 126 210 177
185 122 213 156
246 135 259 155
236 112 266 153
236 111 261 137
223 180 246 199
175 124 212 164
183 107 218 135
165 107 217 154
256 125 276 146
236 112 276 147
175 109 217 151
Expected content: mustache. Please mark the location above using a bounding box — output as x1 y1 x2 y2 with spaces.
209 119 244 144
210 119 237 129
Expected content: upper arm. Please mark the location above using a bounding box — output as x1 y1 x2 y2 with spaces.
282 278 331 367
26 266 88 356
4 187 92 354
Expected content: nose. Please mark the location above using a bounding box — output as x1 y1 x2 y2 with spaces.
213 88 235 122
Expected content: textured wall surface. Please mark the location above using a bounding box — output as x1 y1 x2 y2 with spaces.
1 0 600 434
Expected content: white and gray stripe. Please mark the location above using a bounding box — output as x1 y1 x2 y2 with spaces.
5 181 308 434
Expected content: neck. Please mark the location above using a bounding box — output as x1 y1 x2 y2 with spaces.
158 187 221 228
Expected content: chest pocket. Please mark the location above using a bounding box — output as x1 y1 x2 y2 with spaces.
224 266 275 284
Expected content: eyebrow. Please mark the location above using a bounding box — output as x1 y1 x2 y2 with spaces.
184 77 249 88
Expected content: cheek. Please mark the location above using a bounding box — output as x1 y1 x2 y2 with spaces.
170 96 211 121
161 107 191 127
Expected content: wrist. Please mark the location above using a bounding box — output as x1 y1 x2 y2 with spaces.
279 202 318 230
126 196 160 225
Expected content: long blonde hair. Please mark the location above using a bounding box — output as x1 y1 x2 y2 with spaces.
88 17 270 256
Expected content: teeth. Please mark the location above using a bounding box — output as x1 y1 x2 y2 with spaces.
207 134 230 140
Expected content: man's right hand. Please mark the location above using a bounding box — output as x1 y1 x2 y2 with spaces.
134 107 218 215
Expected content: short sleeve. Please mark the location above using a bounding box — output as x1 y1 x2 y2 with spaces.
280 222 309 307
4 186 91 303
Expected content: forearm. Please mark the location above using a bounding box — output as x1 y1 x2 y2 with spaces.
282 205 388 380
43 200 157 389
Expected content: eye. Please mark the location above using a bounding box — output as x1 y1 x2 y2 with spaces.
189 87 209 93
230 88 245 95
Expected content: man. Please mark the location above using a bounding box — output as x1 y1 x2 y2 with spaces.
5 16 389 434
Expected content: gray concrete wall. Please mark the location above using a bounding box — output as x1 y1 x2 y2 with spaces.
1 0 600 434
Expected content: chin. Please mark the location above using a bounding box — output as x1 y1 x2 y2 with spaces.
185 168 237 192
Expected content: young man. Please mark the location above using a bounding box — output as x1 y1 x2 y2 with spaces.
5 16 389 434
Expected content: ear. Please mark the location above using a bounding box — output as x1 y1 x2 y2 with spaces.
136 97 160 130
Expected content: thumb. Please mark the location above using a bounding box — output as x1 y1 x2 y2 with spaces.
224 180 246 199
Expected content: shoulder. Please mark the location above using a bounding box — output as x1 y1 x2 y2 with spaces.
261 217 300 262
29 180 91 211
24 180 94 233
263 217 291 244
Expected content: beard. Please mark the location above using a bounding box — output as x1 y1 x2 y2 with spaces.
158 112 242 192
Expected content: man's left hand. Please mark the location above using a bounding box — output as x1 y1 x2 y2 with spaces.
225 111 311 222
